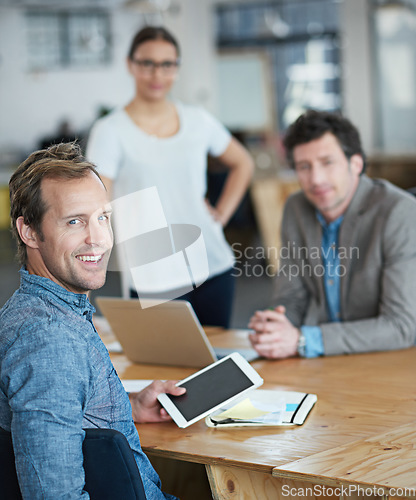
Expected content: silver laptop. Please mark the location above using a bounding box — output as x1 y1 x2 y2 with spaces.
95 297 259 368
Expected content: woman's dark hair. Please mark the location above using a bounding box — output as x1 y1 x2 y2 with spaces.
128 26 180 60
283 109 366 172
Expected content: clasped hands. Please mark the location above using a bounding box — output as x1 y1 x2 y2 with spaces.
248 305 301 359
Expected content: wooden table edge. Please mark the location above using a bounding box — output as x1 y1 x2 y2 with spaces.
272 420 416 497
143 446 275 475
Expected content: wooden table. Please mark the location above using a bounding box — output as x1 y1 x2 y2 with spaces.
104 325 416 499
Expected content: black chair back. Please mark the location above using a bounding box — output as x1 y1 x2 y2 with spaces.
0 428 22 500
0 427 146 500
83 428 147 499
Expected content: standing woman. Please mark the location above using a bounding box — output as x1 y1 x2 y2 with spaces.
87 26 254 328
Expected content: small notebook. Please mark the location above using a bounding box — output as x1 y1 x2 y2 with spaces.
205 389 317 427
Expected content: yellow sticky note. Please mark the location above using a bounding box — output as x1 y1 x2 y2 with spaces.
215 398 269 420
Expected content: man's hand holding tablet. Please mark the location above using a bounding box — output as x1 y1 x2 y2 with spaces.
157 353 264 428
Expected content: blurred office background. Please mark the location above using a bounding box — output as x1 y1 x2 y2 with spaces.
1 0 416 326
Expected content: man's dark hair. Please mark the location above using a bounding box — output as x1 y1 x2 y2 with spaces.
128 26 180 60
9 141 102 265
283 110 366 171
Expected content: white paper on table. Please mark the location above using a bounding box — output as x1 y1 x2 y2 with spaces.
106 341 123 353
122 380 155 393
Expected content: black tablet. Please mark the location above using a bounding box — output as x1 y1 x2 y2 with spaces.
157 352 263 428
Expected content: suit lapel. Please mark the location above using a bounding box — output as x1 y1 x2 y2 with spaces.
338 175 373 314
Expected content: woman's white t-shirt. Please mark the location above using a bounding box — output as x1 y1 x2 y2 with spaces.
86 101 235 292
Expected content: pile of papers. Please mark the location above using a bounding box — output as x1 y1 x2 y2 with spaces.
206 390 317 427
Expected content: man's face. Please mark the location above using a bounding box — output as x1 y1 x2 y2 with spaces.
293 132 363 222
29 172 113 294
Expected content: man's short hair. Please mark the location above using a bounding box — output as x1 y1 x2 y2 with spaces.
283 109 366 171
9 142 102 265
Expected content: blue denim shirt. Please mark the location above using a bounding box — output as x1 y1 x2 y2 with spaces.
0 269 176 499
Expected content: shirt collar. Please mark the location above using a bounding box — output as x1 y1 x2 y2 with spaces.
316 211 344 231
19 267 95 317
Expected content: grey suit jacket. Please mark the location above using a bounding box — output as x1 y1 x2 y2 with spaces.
274 175 416 355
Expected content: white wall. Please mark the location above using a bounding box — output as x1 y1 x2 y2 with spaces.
166 0 218 112
339 0 375 153
0 6 134 154
0 0 218 155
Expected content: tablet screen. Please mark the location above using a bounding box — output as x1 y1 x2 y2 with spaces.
165 357 254 421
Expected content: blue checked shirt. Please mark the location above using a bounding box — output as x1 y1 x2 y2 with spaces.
0 268 176 499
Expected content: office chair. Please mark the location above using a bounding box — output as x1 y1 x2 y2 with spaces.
0 427 147 500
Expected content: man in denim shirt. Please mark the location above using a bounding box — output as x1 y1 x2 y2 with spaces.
0 142 185 498
249 110 416 359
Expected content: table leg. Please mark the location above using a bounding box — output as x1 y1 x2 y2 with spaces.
206 464 384 499
147 453 212 499
206 465 293 499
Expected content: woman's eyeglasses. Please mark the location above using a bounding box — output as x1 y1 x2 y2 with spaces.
132 59 180 74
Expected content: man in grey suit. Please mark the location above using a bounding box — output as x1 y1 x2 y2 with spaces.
249 110 416 359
